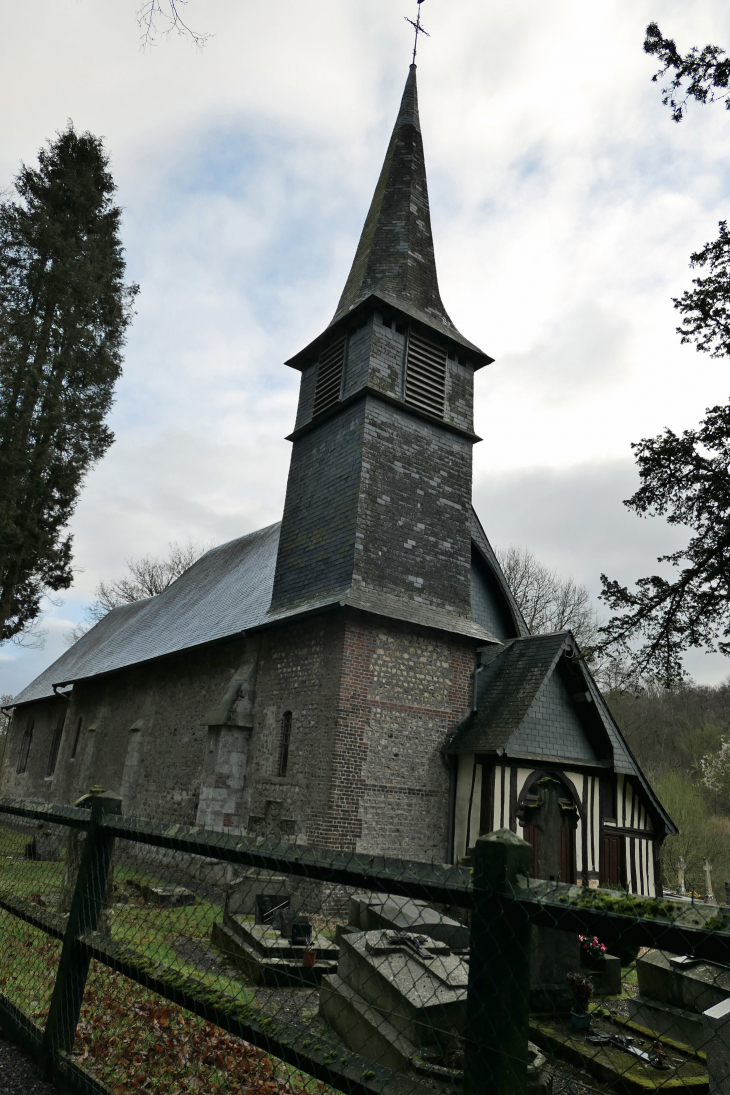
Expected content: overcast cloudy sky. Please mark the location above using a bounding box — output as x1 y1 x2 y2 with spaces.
2 0 730 697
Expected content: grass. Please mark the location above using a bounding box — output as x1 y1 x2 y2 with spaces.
0 829 334 1093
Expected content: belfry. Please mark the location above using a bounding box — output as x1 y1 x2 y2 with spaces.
2 67 675 893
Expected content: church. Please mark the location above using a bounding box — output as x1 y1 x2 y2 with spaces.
1 66 675 895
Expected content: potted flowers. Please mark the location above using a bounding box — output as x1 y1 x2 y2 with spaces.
567 972 593 1030
579 934 606 971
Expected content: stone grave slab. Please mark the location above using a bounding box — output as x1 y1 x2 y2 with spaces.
628 950 730 1050
703 997 730 1095
212 908 337 986
140 884 196 907
349 894 469 951
320 929 467 1072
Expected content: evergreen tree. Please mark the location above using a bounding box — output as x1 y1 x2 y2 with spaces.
0 124 137 643
599 26 730 683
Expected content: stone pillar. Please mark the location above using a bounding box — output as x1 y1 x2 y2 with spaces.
703 998 730 1095
465 829 533 1095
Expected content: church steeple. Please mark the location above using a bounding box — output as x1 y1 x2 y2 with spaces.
331 65 486 362
271 66 492 632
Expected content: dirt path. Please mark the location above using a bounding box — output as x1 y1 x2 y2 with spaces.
0 1030 55 1094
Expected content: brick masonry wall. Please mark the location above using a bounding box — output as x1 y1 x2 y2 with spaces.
242 614 345 841
307 611 475 859
1 640 249 821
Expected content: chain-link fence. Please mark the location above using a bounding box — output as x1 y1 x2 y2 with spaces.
1 790 730 1095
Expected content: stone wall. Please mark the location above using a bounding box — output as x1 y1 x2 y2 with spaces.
1 608 474 862
307 611 474 859
1 640 246 820
2 609 475 864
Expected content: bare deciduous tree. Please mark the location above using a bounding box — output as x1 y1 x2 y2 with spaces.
136 1 210 48
497 545 600 648
66 540 214 645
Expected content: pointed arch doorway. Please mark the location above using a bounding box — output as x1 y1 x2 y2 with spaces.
519 773 579 884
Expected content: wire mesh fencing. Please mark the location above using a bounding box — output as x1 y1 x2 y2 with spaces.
0 791 729 1095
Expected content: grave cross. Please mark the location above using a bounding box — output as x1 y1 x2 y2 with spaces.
704 858 716 904
677 856 686 895
405 0 429 65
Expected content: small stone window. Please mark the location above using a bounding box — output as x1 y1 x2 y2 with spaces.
405 329 447 417
278 711 292 777
17 721 33 774
313 335 346 417
46 714 65 777
70 717 83 761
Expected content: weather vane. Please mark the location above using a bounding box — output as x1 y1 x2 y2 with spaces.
405 0 429 65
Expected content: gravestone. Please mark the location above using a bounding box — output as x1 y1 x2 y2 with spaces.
25 826 61 861
320 928 468 1074
246 800 296 841
629 949 730 1049
348 893 469 951
703 997 730 1095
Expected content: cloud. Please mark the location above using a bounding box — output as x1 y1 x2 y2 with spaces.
2 0 730 698
497 304 632 407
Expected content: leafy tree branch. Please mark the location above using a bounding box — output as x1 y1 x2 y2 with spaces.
644 22 730 123
599 403 730 684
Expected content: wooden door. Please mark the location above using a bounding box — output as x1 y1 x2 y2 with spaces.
601 834 623 887
559 818 576 884
522 823 539 877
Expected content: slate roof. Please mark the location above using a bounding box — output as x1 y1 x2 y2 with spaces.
468 508 529 637
11 507 501 707
447 633 568 756
11 522 282 706
327 65 490 366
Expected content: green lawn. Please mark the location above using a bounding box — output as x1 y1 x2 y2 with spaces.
0 830 329 1093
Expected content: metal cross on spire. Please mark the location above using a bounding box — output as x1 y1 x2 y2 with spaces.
404 0 429 65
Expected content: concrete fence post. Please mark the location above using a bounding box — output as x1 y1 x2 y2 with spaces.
43 788 121 1068
464 828 533 1095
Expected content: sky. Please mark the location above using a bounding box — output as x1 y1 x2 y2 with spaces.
2 0 730 697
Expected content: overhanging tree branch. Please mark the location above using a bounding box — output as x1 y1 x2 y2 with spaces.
644 22 730 122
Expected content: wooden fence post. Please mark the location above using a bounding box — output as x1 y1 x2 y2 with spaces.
43 788 121 1066
464 828 533 1095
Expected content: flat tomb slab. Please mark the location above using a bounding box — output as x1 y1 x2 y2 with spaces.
637 950 730 1015
225 913 338 960
211 919 337 987
530 1016 708 1095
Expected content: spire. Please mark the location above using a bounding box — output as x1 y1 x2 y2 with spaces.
331 65 485 359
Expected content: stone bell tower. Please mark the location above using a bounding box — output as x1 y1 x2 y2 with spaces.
270 65 493 633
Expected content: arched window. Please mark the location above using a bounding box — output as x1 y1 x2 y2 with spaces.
70 717 83 760
278 711 292 777
46 713 65 777
17 721 33 774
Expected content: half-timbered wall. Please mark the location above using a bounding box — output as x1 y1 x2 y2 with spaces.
453 760 659 896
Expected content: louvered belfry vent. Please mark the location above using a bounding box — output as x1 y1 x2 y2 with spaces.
405 329 447 417
313 335 346 417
